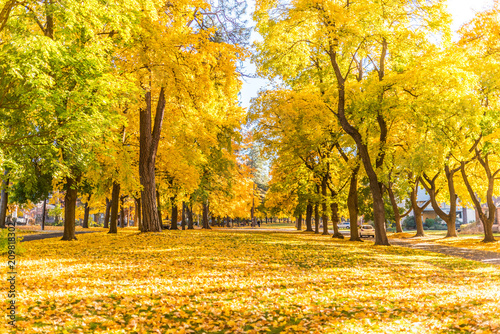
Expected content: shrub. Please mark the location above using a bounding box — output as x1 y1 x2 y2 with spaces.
402 216 416 230
424 218 436 229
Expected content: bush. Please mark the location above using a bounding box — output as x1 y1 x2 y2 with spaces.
402 216 416 230
424 218 435 229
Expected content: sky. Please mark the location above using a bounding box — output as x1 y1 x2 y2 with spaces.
239 0 496 110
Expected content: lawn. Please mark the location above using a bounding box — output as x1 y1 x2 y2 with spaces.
2 229 500 333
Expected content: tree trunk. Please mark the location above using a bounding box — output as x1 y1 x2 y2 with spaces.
202 201 210 229
139 88 166 233
331 202 344 239
133 198 138 227
314 203 320 234
61 176 79 241
420 166 458 238
82 194 91 229
305 203 313 231
329 49 390 246
156 189 163 227
104 197 111 229
320 178 329 235
120 196 125 227
82 202 89 228
187 204 194 229
41 198 47 231
108 182 120 234
136 197 142 230
181 202 186 230
297 213 302 231
170 200 179 230
0 169 9 229
387 186 403 233
347 165 361 241
410 186 426 237
461 159 497 243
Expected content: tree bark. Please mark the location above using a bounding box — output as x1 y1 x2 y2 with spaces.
61 176 79 241
387 185 403 233
139 87 166 232
314 203 320 234
328 41 389 246
170 200 179 230
410 186 425 237
108 182 120 234
305 203 313 231
347 165 361 241
136 197 142 230
297 213 302 231
320 178 329 235
156 189 163 227
133 198 138 227
187 204 194 229
181 202 186 230
104 197 111 229
82 194 91 229
0 169 9 229
120 196 125 227
461 157 497 243
331 202 344 239
202 201 210 229
420 166 459 238
408 178 431 237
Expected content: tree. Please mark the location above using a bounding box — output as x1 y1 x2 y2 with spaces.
254 0 451 245
0 0 140 240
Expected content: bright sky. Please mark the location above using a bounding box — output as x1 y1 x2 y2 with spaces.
239 0 495 110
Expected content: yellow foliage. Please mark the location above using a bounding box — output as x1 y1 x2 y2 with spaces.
3 230 500 333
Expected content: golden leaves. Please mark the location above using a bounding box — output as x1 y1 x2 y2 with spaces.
4 229 500 333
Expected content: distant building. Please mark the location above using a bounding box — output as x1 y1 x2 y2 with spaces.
413 188 475 225
474 198 500 232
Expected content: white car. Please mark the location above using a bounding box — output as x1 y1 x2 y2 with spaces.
338 223 350 229
359 225 375 238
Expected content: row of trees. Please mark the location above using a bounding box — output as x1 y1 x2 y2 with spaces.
250 0 500 245
0 0 260 239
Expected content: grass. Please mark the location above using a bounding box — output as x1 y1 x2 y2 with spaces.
1 228 499 333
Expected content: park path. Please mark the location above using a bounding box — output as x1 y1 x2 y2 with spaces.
219 227 500 265
21 231 98 242
390 238 500 265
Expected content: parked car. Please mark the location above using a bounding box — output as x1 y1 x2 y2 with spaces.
338 223 350 229
359 225 375 238
15 217 27 225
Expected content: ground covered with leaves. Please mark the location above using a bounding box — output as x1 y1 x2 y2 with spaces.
2 229 500 333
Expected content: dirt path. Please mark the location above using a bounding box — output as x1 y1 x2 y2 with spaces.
21 231 99 242
389 239 500 265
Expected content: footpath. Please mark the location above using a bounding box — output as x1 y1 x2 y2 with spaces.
21 231 98 242
390 238 500 265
